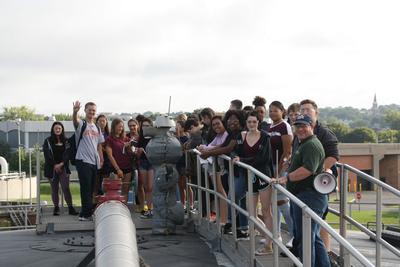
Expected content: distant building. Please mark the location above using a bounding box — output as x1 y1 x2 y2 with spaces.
372 93 378 111
0 120 128 149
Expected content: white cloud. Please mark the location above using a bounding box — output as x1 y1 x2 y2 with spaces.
1 0 400 116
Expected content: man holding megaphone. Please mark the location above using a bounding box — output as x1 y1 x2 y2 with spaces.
271 114 331 267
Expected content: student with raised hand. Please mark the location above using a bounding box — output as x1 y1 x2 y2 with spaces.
105 118 133 200
72 101 104 221
43 122 78 216
232 111 274 254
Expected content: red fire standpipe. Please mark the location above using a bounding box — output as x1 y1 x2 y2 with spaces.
94 179 139 267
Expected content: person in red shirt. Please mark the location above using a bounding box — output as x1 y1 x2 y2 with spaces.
105 118 134 199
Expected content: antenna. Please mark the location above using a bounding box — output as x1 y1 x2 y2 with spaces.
168 96 172 116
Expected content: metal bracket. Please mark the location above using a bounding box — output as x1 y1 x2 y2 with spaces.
45 223 55 234
77 247 95 267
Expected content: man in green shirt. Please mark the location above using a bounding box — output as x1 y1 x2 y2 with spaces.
272 114 330 267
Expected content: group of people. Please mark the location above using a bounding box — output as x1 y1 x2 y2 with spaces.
43 101 156 221
42 96 338 267
181 97 338 267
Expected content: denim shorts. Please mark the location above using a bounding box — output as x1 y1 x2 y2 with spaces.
139 159 153 171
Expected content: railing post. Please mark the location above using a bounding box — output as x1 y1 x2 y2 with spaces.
376 186 382 267
247 169 255 267
36 148 41 225
24 206 28 229
272 184 279 266
212 158 220 234
340 166 350 265
228 159 237 245
302 208 312 267
196 155 203 218
185 151 190 216
29 149 32 206
204 164 211 222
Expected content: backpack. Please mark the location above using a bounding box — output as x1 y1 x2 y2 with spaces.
67 120 87 166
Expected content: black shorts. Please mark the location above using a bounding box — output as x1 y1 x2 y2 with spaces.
249 172 269 193
111 168 132 175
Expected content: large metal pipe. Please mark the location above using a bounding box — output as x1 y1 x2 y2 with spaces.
0 156 8 174
95 200 139 267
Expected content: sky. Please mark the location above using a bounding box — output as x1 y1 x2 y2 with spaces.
1 0 400 116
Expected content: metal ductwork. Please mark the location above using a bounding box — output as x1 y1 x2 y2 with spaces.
94 179 139 267
0 156 8 174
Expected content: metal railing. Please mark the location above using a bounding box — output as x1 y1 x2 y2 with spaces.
0 149 41 231
186 149 374 267
332 163 400 267
0 204 36 230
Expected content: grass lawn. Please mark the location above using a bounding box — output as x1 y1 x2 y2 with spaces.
326 209 400 229
40 183 81 206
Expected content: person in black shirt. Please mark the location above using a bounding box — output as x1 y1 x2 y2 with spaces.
43 122 78 216
299 99 339 253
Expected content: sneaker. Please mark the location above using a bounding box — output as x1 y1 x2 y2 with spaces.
255 245 273 256
68 206 79 216
223 223 232 234
53 206 60 216
236 230 249 240
285 237 294 248
79 216 92 221
140 210 153 219
280 246 298 258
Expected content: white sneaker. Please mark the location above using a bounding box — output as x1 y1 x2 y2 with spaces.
285 237 294 248
79 216 92 221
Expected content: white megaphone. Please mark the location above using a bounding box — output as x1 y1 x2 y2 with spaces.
313 171 337 195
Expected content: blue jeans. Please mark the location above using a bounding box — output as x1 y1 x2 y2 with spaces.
292 190 330 267
227 170 248 230
76 160 97 218
278 200 293 237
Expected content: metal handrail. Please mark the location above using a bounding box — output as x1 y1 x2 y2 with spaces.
335 163 400 266
187 150 374 267
338 163 400 198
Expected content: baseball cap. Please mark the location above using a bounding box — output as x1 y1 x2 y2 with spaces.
293 114 313 126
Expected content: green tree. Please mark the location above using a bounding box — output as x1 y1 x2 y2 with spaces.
384 110 400 130
378 129 399 143
343 127 377 143
327 122 351 142
349 119 368 128
2 106 44 121
0 140 11 161
53 113 73 121
8 148 44 175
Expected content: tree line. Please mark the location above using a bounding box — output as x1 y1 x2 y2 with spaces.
2 105 400 143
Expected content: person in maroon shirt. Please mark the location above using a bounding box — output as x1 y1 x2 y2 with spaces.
232 111 274 255
105 118 134 199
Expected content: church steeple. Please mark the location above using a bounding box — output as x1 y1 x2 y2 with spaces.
372 93 378 110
